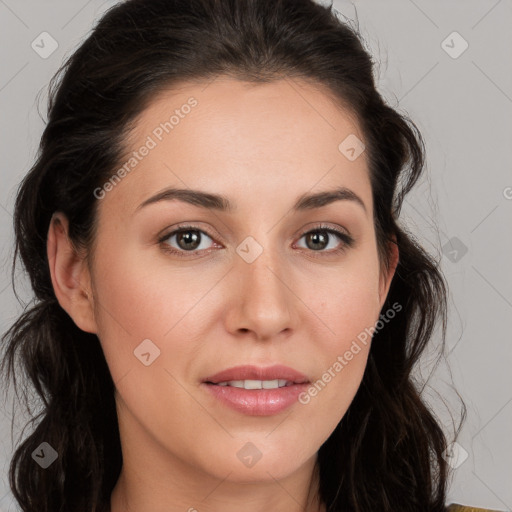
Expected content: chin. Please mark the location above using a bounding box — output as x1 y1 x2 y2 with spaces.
204 441 312 483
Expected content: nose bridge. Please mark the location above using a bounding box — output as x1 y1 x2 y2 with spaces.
228 233 295 338
244 249 284 295
240 237 288 302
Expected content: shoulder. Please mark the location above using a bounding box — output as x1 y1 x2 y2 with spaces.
447 503 505 512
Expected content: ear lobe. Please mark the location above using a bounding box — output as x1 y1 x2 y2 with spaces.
378 235 399 308
47 212 97 334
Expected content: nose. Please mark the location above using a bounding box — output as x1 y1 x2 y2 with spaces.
224 248 297 341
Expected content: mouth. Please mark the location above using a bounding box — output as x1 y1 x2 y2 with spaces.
202 364 310 416
207 379 299 389
203 363 310 385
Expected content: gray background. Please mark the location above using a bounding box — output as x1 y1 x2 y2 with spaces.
0 0 511 510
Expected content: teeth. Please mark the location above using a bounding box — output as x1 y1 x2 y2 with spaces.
216 379 290 389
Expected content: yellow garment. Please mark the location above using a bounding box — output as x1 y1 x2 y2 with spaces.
447 504 504 512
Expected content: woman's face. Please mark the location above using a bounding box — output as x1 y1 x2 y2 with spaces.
72 78 397 487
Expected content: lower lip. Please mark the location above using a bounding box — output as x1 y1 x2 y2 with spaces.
202 382 310 416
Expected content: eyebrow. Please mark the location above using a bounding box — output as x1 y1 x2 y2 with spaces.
135 186 367 215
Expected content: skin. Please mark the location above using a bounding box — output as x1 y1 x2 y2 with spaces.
47 77 398 512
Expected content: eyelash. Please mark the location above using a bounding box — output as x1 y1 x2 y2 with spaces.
157 223 355 259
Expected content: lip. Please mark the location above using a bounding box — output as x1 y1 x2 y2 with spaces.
203 364 309 385
202 364 310 416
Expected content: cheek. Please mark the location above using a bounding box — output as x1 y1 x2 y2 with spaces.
325 275 380 339
298 305 373 442
305 250 382 345
295 258 381 429
89 241 225 381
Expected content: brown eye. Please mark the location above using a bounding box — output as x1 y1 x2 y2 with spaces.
159 226 217 256
158 223 354 259
175 229 202 251
296 226 354 255
304 231 330 251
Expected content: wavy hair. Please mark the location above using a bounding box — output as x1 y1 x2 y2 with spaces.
0 0 465 511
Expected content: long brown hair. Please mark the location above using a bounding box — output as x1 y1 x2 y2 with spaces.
1 1 465 510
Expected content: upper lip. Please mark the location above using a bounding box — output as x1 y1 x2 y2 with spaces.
203 364 310 384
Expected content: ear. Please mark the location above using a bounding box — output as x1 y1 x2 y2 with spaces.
47 212 97 334
378 234 399 309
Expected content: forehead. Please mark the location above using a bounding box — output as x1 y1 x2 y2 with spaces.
130 76 363 151
102 77 371 217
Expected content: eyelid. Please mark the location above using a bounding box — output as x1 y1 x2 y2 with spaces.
157 223 222 257
157 222 220 243
158 222 354 257
293 223 354 256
